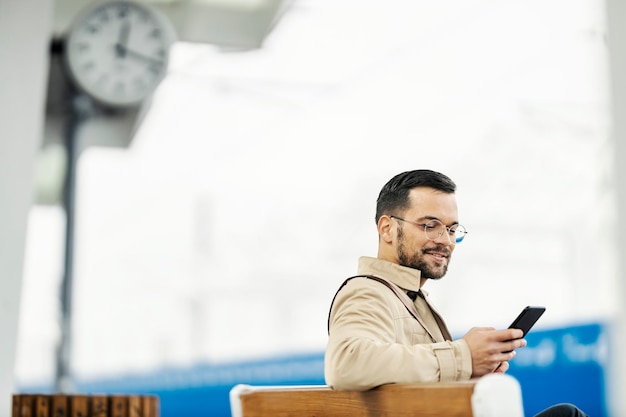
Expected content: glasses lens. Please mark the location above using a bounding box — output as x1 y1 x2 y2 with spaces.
454 225 467 243
423 220 444 240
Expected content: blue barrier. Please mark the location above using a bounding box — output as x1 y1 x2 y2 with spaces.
84 353 326 417
18 323 608 417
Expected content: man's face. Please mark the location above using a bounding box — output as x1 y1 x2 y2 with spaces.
394 187 459 280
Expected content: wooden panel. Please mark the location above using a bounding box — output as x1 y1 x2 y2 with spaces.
239 382 477 417
128 396 142 417
109 396 127 417
12 394 19 417
71 395 89 417
141 395 159 417
10 395 159 417
18 394 35 417
34 395 50 417
52 394 69 417
90 395 109 417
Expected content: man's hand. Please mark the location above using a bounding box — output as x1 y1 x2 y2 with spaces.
462 327 526 377
493 360 509 373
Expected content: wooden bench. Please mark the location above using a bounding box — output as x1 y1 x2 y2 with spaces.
230 373 525 417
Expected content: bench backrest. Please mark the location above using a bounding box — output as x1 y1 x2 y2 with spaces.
230 374 525 417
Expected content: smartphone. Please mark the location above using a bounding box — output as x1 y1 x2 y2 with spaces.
508 306 546 337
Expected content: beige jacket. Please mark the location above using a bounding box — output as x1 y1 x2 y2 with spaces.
325 256 472 390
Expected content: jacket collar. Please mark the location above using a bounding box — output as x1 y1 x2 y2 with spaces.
357 256 423 293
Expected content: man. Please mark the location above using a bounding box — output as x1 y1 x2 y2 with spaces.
325 169 587 417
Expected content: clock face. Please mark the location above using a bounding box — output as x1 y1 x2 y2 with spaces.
64 0 176 107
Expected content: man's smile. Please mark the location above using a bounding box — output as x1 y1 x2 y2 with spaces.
423 247 450 262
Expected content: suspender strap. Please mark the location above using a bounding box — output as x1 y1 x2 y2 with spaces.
327 274 437 342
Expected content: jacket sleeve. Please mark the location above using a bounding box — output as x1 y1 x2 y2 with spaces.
325 280 472 390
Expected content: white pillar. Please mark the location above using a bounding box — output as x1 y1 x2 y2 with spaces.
0 0 54 415
606 0 626 416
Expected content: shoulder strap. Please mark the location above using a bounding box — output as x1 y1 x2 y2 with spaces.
327 274 437 342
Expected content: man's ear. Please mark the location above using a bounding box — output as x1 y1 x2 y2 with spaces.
377 215 394 244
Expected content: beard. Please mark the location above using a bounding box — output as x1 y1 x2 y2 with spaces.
397 225 450 280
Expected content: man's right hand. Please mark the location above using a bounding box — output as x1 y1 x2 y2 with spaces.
462 327 526 377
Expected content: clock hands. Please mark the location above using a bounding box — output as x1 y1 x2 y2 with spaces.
115 21 131 58
113 20 164 67
114 43 164 67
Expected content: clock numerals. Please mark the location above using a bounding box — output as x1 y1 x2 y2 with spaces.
138 11 150 24
117 4 130 19
96 9 110 24
80 61 96 74
150 28 162 39
86 23 100 34
76 42 90 53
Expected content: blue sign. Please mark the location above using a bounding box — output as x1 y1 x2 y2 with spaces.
508 323 608 417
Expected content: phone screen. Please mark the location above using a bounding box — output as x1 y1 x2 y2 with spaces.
508 306 546 336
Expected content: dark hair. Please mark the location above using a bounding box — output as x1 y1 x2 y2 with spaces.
375 169 456 223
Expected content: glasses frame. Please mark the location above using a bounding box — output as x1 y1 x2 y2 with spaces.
390 215 468 243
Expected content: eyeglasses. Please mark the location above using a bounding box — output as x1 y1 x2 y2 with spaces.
390 216 468 243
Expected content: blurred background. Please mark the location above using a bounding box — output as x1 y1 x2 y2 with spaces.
2 0 625 416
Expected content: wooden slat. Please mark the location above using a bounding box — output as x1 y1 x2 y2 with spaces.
34 395 50 417
128 396 142 417
12 394 19 417
109 396 127 417
141 396 159 417
52 394 69 417
238 382 477 417
71 395 89 417
90 395 109 417
18 394 35 417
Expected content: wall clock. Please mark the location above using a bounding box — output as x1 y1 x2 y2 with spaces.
64 0 177 108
